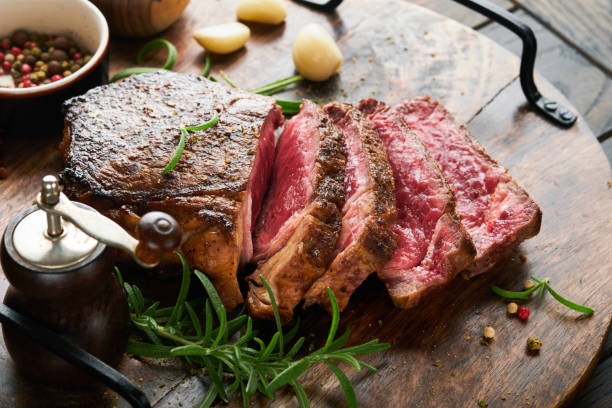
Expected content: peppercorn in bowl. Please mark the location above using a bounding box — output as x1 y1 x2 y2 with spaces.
0 0 109 136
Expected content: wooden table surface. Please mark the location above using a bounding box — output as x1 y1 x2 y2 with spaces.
0 0 610 407
411 3 612 407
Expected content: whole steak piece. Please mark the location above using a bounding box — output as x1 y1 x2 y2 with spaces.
304 103 397 313
360 99 476 308
395 97 542 277
248 100 345 321
61 71 283 310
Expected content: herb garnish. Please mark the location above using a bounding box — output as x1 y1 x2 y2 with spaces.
220 71 238 88
491 276 594 315
111 38 178 82
162 112 219 175
116 254 389 408
250 75 303 95
201 53 212 78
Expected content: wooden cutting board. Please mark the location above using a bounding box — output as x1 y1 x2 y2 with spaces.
1 0 611 407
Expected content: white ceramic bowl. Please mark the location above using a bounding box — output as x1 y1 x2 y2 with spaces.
0 0 109 98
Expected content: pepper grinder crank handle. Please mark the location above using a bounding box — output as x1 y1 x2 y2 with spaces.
36 175 182 268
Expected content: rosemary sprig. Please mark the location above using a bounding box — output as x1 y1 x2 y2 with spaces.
250 75 303 95
162 112 219 175
116 254 389 407
136 38 178 70
220 71 238 88
111 38 177 82
491 276 594 315
202 53 211 78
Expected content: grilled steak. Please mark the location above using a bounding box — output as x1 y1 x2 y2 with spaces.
247 100 345 321
304 103 396 313
61 71 283 310
360 99 475 308
395 97 542 277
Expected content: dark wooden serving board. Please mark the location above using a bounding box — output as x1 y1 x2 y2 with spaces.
1 0 611 407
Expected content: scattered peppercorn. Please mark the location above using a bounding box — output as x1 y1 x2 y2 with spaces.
483 325 495 340
517 306 530 320
523 279 536 290
478 400 488 407
526 336 542 352
507 302 518 314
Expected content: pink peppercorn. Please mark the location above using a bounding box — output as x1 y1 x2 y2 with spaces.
2 60 10 73
11 46 22 56
23 41 34 49
51 74 63 82
22 80 35 88
0 52 4 62
1 39 9 49
72 52 82 61
20 63 32 74
517 306 530 320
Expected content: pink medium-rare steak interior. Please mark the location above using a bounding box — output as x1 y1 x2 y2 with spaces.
241 105 284 263
361 99 475 307
395 97 541 276
253 100 320 261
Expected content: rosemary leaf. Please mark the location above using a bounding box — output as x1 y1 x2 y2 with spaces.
202 52 211 78
544 283 594 315
110 67 167 83
266 359 310 394
197 386 218 408
324 361 357 408
136 38 177 70
491 283 542 299
250 75 303 95
162 127 187 175
220 71 238 88
167 253 192 326
291 380 310 408
324 288 340 351
259 275 284 356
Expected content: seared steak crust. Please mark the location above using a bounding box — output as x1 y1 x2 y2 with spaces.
247 100 345 321
61 71 283 310
304 103 397 313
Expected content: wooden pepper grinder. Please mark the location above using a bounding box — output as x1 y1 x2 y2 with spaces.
0 175 181 387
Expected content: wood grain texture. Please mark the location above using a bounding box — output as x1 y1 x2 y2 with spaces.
91 0 191 38
512 0 612 74
408 0 514 28
479 10 612 139
0 0 611 407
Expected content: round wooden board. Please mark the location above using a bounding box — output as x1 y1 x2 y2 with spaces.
0 1 611 407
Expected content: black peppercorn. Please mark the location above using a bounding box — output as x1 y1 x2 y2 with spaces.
10 30 28 47
50 49 68 62
47 60 62 75
53 36 69 50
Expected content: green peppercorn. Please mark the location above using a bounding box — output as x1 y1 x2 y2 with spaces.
31 47 41 57
527 337 542 352
70 64 79 73
37 71 46 80
4 54 15 63
41 64 49 73
12 61 21 70
61 61 69 70
29 73 37 82
62 70 72 77
10 70 20 79
83 55 92 63
35 60 44 67
16 54 24 62
22 49 31 56
68 47 77 56
75 58 84 66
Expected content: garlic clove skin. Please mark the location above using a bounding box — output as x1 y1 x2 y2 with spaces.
193 23 251 54
237 0 287 25
292 23 342 82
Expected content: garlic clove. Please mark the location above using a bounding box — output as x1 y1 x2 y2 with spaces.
292 23 342 82
237 0 287 25
192 22 251 55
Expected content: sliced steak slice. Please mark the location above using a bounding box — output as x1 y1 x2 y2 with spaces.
304 103 397 313
359 99 475 308
61 71 283 310
395 97 542 277
248 100 345 321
